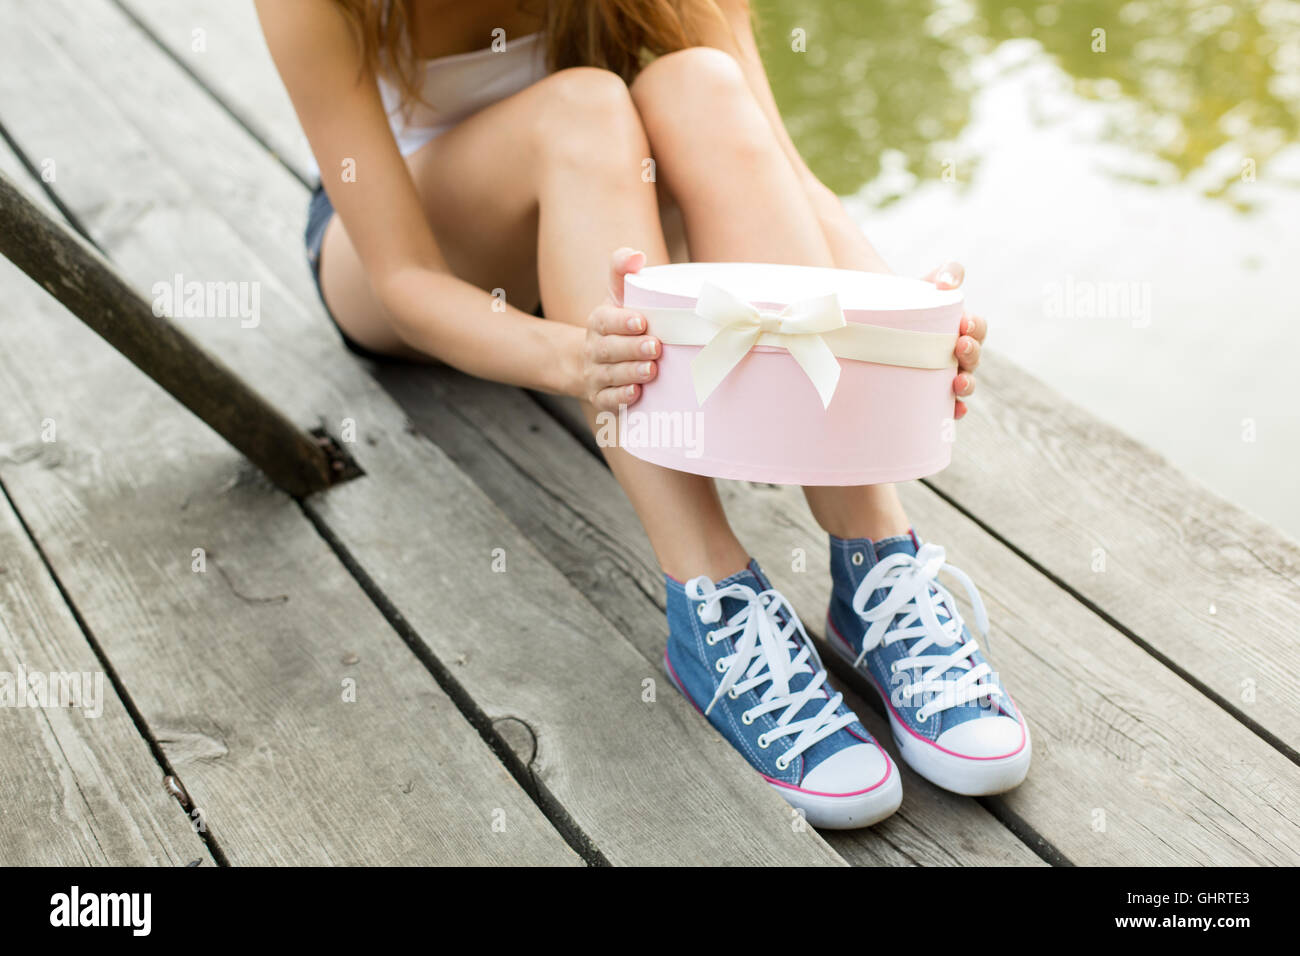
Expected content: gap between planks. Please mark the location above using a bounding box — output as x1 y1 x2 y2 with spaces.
110 0 1300 763
1 0 850 866
94 0 1300 868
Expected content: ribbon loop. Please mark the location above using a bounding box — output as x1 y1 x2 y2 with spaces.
689 282 848 409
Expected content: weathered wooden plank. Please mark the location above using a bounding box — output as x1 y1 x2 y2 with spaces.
104 0 1300 868
1 0 847 865
0 168 338 498
0 262 577 867
106 0 1042 867
533 389 1300 865
382 366 1047 866
115 0 1300 750
0 142 203 868
0 486 208 865
114 0 314 178
929 354 1300 758
0 139 576 868
716 480 1300 866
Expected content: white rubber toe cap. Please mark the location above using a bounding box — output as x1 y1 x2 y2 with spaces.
800 743 891 795
935 715 1025 759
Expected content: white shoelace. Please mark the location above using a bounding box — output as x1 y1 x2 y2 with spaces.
687 577 857 771
851 543 1005 723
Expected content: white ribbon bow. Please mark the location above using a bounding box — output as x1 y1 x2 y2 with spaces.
690 282 847 408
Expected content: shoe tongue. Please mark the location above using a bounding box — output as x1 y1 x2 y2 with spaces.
714 563 766 593
874 535 918 561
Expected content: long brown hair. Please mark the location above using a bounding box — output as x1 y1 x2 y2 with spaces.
334 0 730 107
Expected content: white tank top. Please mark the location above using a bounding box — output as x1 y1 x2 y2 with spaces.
379 31 549 157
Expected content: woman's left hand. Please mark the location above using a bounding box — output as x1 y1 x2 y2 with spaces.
925 261 986 420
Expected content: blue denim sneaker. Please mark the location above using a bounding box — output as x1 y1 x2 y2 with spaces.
663 560 901 829
826 533 1031 796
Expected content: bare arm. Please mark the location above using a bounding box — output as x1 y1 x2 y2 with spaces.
255 0 582 394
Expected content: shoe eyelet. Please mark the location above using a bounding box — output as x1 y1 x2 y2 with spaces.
715 659 727 673
916 711 929 725
696 604 708 620
741 712 754 725
727 688 740 699
756 735 770 749
705 630 717 645
852 551 864 566
775 756 789 771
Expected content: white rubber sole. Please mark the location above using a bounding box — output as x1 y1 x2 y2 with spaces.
766 765 902 830
664 653 902 829
829 628 1032 797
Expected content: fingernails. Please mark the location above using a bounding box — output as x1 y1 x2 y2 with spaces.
627 315 644 332
625 385 638 399
937 269 958 288
640 338 658 357
961 338 974 355
638 362 653 377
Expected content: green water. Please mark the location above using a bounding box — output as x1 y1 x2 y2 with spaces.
753 0 1300 540
755 0 1299 202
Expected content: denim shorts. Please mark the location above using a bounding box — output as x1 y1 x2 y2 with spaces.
304 183 390 360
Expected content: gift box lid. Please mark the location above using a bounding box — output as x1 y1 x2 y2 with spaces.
625 262 963 314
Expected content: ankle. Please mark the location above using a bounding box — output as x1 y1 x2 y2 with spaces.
805 484 911 541
660 543 752 586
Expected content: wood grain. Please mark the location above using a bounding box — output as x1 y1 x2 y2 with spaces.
0 486 208 865
0 257 578 866
0 0 847 866
930 353 1300 757
385 366 1048 867
0 144 576 867
97 0 1300 864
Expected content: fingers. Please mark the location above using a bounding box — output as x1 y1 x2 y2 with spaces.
953 371 975 400
596 357 657 388
588 303 648 336
585 293 659 409
960 312 987 344
956 334 981 373
607 247 646 306
924 260 965 290
590 334 659 366
954 399 968 420
593 383 643 413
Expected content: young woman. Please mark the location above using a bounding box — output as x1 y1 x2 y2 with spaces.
257 0 1030 829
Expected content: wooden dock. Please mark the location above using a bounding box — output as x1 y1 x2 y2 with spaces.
0 0 1296 866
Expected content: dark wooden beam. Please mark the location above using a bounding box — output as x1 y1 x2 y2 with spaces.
0 168 339 497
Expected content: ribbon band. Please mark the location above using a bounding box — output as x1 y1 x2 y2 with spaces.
641 281 958 408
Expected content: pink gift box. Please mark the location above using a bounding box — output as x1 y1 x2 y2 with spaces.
620 263 963 486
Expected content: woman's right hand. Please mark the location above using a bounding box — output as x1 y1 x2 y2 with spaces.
581 248 661 412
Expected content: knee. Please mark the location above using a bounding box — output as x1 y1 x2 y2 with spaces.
631 48 767 156
532 68 648 170
632 47 750 120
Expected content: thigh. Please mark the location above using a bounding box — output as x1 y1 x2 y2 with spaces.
318 77 567 355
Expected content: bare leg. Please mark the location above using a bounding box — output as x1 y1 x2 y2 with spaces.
316 67 749 581
630 48 912 541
